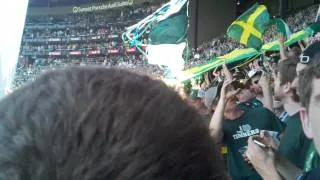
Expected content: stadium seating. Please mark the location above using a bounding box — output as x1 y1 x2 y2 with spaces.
14 3 318 89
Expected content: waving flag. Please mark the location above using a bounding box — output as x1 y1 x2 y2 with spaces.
271 18 291 39
227 3 270 49
123 0 188 78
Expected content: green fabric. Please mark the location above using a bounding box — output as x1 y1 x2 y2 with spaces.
285 30 308 46
237 98 263 111
305 23 320 36
180 26 315 81
268 18 291 39
261 41 280 51
278 113 312 169
304 142 320 172
181 28 314 81
227 3 270 49
149 4 188 45
262 30 309 52
178 48 259 82
222 108 284 179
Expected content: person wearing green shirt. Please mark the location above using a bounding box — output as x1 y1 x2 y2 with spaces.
278 112 311 169
304 142 320 172
209 68 284 179
246 58 313 179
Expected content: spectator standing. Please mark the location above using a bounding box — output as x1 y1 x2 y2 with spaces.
209 66 284 180
246 59 313 180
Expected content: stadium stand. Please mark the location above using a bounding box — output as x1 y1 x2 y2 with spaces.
14 3 318 89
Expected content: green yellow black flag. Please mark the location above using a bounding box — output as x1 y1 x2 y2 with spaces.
227 3 270 49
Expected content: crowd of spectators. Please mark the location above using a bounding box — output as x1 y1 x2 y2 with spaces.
14 3 165 89
287 5 319 33
13 3 319 89
188 5 319 67
4 2 320 179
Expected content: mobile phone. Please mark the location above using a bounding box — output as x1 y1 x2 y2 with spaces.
253 139 266 148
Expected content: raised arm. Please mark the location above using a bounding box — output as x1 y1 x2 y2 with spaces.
259 72 274 112
298 40 306 51
210 78 239 143
209 84 227 143
278 33 288 60
210 65 231 143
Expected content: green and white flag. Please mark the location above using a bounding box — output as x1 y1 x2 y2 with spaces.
227 3 270 49
122 0 188 78
147 1 188 77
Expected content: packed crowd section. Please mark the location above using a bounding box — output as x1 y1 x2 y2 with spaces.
3 16 320 180
15 3 318 89
192 4 319 64
3 1 320 179
178 33 320 179
15 2 165 88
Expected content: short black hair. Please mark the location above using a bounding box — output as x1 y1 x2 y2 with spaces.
0 67 226 179
299 64 320 109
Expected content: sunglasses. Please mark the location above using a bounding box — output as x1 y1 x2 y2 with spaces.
300 55 310 64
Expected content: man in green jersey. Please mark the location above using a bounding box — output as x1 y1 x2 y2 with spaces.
210 66 284 180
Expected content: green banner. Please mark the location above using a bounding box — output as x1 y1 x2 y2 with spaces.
178 48 259 82
180 24 320 82
262 30 309 52
305 23 320 36
285 30 308 46
261 41 280 51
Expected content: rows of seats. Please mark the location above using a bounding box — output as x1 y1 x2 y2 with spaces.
14 3 318 89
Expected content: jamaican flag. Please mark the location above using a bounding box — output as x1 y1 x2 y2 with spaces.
227 3 270 49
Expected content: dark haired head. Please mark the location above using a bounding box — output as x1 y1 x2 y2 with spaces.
0 67 226 179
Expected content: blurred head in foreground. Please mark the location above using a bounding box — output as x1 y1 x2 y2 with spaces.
0 67 227 180
299 64 320 154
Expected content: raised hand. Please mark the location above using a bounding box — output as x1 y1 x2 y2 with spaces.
246 136 280 179
258 72 270 88
220 79 240 101
278 33 286 44
222 63 232 82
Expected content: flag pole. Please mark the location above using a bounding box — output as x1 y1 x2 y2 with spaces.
315 4 320 23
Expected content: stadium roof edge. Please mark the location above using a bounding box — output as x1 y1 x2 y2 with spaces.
27 0 158 16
